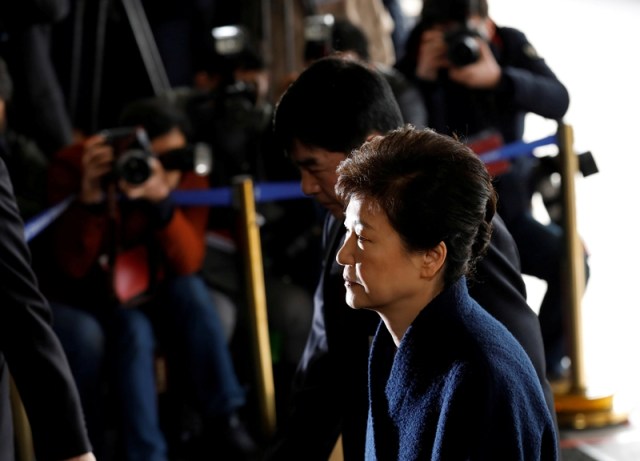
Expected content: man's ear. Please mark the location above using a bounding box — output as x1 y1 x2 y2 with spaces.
365 131 381 142
422 241 447 279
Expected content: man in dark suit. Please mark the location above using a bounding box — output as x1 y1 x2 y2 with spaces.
0 154 94 460
264 57 554 461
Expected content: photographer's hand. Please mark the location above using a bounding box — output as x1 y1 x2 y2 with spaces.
416 28 448 81
448 39 501 89
80 134 114 204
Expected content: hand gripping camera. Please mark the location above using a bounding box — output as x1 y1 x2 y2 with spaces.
100 126 212 185
443 26 481 67
422 0 483 67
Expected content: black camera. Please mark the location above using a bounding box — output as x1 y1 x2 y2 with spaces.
422 0 482 67
185 25 271 185
303 14 335 62
101 126 212 185
444 25 481 67
101 127 154 185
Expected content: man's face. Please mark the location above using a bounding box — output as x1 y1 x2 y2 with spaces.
290 139 346 218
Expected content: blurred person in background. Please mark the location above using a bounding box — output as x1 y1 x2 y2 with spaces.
38 98 258 461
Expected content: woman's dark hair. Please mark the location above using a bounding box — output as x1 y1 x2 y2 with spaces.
273 57 403 155
336 125 496 286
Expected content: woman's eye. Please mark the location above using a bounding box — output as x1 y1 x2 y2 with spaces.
356 234 367 242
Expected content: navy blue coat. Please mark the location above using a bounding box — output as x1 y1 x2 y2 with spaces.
366 278 557 460
266 213 553 461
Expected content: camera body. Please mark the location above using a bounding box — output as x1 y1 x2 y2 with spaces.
101 126 154 185
303 14 335 62
186 25 270 185
422 0 483 67
443 25 481 67
100 126 212 186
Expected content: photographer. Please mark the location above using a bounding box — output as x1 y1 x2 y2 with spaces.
396 0 588 380
38 99 258 461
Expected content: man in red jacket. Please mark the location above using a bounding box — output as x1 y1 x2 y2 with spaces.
40 98 257 461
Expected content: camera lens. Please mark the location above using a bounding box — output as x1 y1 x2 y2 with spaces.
445 30 480 67
115 149 152 185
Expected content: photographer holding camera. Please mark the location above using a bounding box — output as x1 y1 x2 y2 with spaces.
396 0 589 381
37 98 258 461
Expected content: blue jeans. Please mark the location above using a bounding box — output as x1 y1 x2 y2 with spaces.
114 274 246 461
52 274 246 461
50 302 107 458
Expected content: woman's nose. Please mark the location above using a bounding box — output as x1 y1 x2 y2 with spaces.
336 233 354 267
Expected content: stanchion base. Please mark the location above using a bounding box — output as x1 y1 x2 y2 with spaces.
554 385 630 430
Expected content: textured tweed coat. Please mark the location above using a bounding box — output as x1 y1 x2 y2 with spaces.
366 278 558 460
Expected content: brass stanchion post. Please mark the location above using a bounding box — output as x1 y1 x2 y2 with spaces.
553 122 628 429
10 375 35 461
234 176 277 437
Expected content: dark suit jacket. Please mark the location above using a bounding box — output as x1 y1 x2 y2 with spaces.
266 212 553 461
0 156 91 460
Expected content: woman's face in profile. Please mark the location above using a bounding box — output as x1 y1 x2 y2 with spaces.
336 195 428 314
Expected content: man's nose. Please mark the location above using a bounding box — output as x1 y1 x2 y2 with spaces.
300 170 320 196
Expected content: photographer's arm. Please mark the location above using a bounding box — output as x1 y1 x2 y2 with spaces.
47 139 110 278
488 27 569 120
119 160 209 274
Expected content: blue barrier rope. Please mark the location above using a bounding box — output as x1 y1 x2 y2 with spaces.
23 135 558 242
170 181 306 207
24 195 75 242
478 135 557 164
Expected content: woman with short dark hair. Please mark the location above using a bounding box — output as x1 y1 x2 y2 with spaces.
335 126 558 460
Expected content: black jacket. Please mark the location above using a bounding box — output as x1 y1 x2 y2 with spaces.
267 212 553 461
396 24 569 143
0 156 91 460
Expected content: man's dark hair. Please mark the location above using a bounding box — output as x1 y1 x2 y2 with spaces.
331 19 370 61
273 57 403 155
118 98 191 141
422 0 489 23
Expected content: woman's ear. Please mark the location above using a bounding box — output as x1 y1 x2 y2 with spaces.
422 241 447 279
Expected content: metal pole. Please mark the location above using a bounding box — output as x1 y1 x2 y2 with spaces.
121 0 171 95
233 176 277 437
557 122 587 392
553 122 627 429
10 375 34 461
